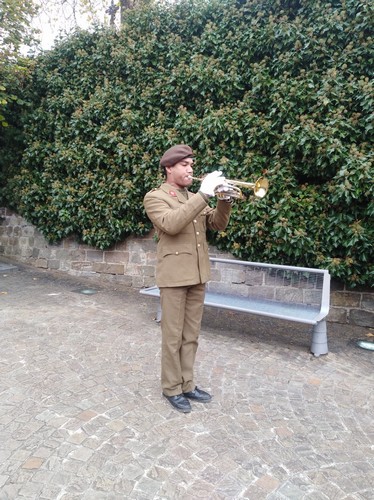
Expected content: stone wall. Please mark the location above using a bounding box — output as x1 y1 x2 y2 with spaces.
1 207 373 328
0 207 157 289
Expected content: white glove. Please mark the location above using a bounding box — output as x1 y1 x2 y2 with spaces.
199 170 226 197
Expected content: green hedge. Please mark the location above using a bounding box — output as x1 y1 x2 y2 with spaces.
3 0 373 286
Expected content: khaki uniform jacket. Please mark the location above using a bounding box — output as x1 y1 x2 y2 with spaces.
143 183 232 288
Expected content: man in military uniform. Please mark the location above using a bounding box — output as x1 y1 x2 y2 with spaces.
143 144 232 413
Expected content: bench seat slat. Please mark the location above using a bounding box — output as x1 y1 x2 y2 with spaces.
204 292 320 324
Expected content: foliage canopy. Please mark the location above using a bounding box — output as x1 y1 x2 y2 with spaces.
2 0 373 287
0 0 38 126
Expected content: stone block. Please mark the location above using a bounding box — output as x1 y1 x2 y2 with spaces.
349 309 374 328
65 249 86 261
221 267 245 284
331 291 361 308
19 236 29 247
207 282 248 297
104 251 129 264
361 294 374 312
141 265 155 277
210 269 221 282
59 260 72 272
303 289 322 306
132 276 146 287
34 235 49 249
21 226 35 237
71 262 94 272
36 258 48 269
125 263 142 275
9 215 20 226
276 287 304 304
129 251 147 264
63 237 79 249
143 239 158 252
113 239 129 251
93 263 124 275
143 248 155 260
246 285 275 300
245 268 265 286
141 276 157 287
20 247 33 258
48 260 61 270
126 235 156 253
86 250 104 262
327 307 348 324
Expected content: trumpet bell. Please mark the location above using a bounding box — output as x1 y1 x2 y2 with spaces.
253 177 269 198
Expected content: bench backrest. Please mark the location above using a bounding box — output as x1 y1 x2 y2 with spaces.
208 257 330 322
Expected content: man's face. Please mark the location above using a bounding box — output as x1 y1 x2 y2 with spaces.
166 158 194 189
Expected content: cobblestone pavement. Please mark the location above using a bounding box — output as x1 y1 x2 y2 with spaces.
0 261 373 500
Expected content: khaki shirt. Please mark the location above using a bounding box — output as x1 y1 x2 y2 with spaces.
143 183 232 287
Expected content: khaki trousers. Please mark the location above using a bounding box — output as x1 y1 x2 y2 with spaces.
160 283 206 396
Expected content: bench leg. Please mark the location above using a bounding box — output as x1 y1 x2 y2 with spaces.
311 320 328 356
155 301 162 323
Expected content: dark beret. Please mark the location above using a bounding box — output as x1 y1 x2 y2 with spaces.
159 144 194 168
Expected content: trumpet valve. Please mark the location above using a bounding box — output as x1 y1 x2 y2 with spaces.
215 183 243 200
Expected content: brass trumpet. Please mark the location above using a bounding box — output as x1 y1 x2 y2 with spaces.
189 176 269 200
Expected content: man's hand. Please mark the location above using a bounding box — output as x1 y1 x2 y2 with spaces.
199 171 226 197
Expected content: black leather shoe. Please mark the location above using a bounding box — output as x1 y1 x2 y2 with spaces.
163 394 192 413
183 387 212 402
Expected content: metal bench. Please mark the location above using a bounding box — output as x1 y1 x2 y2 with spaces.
139 257 331 357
